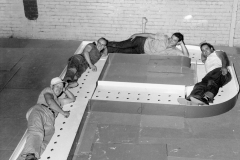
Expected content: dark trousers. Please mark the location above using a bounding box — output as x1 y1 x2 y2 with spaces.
63 54 89 82
107 37 147 54
187 67 231 101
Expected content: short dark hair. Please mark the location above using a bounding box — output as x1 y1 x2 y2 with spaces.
200 42 215 51
172 32 184 42
98 37 108 46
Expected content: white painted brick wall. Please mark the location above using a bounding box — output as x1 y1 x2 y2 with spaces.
0 0 239 46
234 0 240 46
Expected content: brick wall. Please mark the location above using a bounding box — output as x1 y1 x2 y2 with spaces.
0 0 239 46
234 0 240 46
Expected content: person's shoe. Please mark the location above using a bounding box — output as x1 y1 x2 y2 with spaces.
178 98 200 105
204 92 214 103
68 81 79 88
25 153 37 160
63 77 71 83
190 97 209 105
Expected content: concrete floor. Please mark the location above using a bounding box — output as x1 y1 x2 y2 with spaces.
0 38 240 160
0 38 81 160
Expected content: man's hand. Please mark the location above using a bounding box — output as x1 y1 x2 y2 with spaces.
177 40 189 57
177 40 184 46
221 67 228 75
90 64 97 72
63 82 69 91
62 110 70 118
102 48 108 57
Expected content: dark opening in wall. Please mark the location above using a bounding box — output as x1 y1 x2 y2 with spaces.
23 0 38 20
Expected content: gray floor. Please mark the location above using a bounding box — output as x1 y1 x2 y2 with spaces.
0 38 240 160
0 38 81 160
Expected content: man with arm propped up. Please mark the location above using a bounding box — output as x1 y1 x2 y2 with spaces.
107 32 189 57
63 37 108 88
180 42 231 105
18 77 75 160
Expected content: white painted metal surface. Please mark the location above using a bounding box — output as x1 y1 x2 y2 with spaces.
92 81 185 104
39 57 107 160
178 45 203 64
10 42 239 160
9 41 107 160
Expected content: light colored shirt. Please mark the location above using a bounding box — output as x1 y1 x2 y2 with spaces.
144 33 184 56
37 87 61 107
205 51 222 73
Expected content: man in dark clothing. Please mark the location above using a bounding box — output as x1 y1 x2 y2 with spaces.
63 37 108 88
178 42 231 105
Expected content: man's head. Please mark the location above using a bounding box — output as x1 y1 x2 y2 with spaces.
173 32 184 42
168 32 184 47
97 37 108 51
200 42 215 57
50 77 65 97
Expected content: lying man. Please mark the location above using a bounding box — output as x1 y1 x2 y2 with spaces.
107 32 189 57
179 42 231 105
18 77 75 160
63 37 108 88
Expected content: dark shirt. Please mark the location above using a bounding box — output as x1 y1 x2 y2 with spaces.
82 42 102 65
